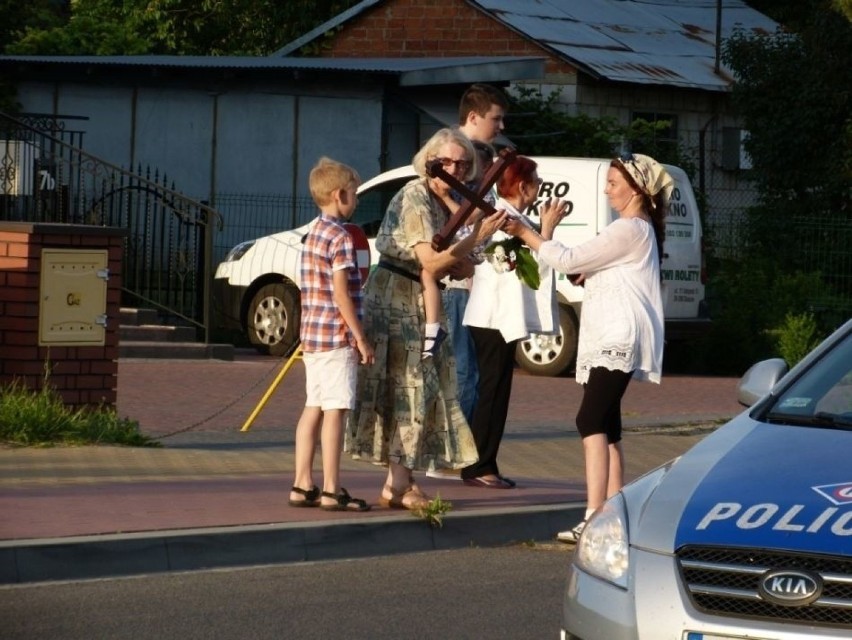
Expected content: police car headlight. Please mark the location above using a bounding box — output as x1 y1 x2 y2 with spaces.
574 494 629 589
224 240 255 262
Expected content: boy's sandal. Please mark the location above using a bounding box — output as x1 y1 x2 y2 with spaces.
288 485 320 508
319 488 371 512
378 484 431 511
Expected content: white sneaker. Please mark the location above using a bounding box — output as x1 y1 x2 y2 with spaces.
425 468 462 481
556 520 586 544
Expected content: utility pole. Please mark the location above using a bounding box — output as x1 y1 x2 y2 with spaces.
715 0 723 74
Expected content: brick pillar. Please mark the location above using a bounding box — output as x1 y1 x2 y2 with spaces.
0 222 126 408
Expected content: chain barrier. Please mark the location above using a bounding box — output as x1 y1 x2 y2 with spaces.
152 343 300 441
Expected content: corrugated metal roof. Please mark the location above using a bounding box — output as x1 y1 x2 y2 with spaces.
473 0 779 90
275 0 779 92
0 55 546 86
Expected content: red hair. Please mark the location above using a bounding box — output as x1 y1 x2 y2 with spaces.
496 156 538 199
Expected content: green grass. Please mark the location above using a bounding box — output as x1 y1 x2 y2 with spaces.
0 379 158 447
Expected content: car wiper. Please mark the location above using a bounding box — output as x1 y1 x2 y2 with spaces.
814 411 852 429
765 411 852 430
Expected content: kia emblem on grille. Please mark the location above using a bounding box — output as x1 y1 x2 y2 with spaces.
758 569 823 606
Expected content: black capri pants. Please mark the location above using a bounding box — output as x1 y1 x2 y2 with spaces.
575 367 634 444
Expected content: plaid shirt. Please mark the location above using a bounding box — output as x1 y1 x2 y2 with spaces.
299 215 363 353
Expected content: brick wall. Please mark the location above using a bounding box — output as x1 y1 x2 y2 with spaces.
322 0 576 77
0 223 125 408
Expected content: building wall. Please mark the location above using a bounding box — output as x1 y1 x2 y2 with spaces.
15 80 385 204
322 0 576 80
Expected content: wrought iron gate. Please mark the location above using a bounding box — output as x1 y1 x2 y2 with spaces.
0 112 221 341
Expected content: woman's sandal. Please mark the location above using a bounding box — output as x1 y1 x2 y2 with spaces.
288 485 320 508
378 484 431 510
319 488 371 512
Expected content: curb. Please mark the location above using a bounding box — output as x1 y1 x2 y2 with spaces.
0 503 585 584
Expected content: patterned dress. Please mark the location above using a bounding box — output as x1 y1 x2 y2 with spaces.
345 178 479 471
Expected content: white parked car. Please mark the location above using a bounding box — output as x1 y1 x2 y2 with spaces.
561 318 852 639
213 156 710 374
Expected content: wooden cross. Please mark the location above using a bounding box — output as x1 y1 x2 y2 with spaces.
427 147 517 251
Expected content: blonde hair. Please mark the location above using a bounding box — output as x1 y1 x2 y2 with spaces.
412 128 477 183
309 157 360 207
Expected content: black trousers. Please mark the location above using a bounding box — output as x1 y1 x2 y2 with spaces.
462 326 517 479
575 367 634 443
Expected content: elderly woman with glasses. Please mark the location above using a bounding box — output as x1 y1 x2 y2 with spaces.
345 127 505 510
504 152 673 543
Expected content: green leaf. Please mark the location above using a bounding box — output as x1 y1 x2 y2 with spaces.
514 247 540 290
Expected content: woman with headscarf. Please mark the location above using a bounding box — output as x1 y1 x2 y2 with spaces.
504 152 673 542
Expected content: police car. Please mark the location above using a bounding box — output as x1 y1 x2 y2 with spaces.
561 318 852 639
213 156 709 374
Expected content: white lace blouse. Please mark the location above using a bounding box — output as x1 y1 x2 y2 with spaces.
538 217 664 384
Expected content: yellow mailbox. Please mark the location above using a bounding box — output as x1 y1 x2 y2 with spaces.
39 249 109 346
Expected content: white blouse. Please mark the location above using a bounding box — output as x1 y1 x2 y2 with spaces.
463 198 558 343
538 217 664 384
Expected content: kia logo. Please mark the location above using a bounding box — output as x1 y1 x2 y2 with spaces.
758 569 823 606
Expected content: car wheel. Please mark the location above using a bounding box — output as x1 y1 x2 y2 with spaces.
246 282 300 357
515 305 579 376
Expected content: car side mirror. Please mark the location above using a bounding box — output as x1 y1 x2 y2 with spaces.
737 358 789 407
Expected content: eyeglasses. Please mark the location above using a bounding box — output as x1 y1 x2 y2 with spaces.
434 157 471 172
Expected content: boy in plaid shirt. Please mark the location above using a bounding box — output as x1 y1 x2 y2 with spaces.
288 157 374 512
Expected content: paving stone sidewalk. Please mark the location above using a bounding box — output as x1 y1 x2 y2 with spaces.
0 352 744 583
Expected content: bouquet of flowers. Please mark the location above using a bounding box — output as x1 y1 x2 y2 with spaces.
484 236 540 290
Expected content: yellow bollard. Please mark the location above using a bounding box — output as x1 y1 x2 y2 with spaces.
240 345 303 432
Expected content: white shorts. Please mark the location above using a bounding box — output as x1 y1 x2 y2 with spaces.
303 346 358 411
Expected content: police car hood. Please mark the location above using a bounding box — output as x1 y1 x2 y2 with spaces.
629 417 852 556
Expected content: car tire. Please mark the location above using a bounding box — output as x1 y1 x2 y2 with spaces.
515 304 579 377
246 282 300 357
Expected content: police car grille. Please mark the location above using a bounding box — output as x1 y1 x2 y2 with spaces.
677 546 852 628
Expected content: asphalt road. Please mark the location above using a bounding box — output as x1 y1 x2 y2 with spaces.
1 545 573 639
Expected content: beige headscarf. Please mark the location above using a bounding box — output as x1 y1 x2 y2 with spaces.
617 153 674 210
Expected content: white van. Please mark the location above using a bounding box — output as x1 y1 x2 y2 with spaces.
213 156 709 375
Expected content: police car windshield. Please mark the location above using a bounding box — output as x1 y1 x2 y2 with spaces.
765 330 852 428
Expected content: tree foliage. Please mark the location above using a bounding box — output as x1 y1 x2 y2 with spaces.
722 6 851 221
691 1 852 374
746 0 852 29
506 86 691 168
3 0 361 56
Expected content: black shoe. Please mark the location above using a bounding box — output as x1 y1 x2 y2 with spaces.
462 476 513 489
498 475 517 488
422 327 448 358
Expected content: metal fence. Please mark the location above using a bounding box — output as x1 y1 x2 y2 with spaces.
0 112 221 339
210 191 388 266
212 190 851 319
705 211 851 317
210 193 318 265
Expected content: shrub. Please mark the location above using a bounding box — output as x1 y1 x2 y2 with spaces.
0 378 157 447
676 258 841 375
769 312 824 367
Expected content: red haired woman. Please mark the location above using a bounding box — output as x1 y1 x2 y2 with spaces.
461 156 569 489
